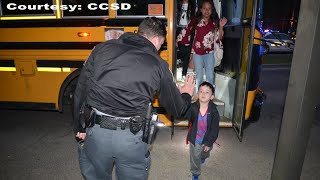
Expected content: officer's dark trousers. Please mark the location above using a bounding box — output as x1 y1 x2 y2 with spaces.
78 125 151 180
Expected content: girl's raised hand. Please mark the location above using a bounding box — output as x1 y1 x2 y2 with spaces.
219 17 227 27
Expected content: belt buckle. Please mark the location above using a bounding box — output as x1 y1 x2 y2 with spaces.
120 119 126 130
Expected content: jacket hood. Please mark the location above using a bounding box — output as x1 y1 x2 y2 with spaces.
118 32 158 54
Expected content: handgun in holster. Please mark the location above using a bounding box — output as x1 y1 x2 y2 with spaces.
141 103 163 144
79 103 95 129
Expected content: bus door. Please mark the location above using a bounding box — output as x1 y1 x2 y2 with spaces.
220 0 260 140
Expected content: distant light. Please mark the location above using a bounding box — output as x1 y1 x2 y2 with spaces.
156 122 165 127
264 29 270 33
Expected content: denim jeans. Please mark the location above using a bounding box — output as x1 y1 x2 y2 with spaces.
193 53 215 91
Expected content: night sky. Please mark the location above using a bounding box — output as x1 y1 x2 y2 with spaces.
263 0 301 32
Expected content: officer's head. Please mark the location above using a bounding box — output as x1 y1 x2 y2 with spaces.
138 17 166 51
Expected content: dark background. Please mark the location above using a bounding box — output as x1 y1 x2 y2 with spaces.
262 0 301 33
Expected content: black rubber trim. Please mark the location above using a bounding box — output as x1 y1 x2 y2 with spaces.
0 102 56 111
0 42 99 50
0 42 167 51
37 60 84 68
0 60 15 67
0 18 167 28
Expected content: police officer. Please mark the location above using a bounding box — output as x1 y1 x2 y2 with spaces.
73 17 195 180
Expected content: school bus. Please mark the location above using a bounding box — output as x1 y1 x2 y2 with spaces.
0 0 264 140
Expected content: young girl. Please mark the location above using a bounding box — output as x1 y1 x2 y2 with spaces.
176 0 196 79
185 82 220 180
177 0 227 91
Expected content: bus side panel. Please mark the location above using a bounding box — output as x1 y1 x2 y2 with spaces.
0 27 105 42
0 49 91 108
0 24 173 125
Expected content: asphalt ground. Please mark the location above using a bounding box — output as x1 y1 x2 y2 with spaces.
0 64 319 180
262 53 293 64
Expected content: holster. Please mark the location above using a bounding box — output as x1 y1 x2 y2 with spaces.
129 116 144 135
79 103 95 129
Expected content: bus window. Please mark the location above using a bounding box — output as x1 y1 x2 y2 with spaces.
116 0 165 17
0 0 54 16
221 0 244 24
62 0 109 17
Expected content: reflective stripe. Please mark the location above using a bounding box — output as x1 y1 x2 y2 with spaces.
37 67 61 72
0 67 16 71
62 67 71 72
0 67 72 72
37 67 72 72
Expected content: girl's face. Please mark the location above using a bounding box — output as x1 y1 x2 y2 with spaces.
198 85 214 103
200 2 212 19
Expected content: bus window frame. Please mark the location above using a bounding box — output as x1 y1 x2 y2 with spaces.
115 0 166 18
115 15 165 19
0 0 56 17
61 0 109 19
0 1 2 16
61 15 110 19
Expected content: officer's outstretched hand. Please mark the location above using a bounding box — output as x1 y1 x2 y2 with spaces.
178 74 195 96
76 132 86 140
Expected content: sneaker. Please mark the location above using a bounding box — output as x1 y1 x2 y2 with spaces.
192 175 199 180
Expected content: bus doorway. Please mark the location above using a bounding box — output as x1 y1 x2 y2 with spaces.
173 0 265 140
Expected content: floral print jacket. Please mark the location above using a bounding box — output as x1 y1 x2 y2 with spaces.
177 18 220 55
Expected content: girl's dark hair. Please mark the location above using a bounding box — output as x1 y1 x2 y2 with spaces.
195 0 220 28
198 81 215 94
177 0 196 25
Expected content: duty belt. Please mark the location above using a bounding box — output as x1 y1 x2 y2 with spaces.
95 114 130 130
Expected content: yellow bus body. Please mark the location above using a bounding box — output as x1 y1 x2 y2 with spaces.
0 0 174 125
0 0 262 128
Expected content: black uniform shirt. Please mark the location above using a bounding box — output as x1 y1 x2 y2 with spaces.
73 33 191 132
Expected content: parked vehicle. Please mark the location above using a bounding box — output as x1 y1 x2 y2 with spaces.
263 32 295 53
